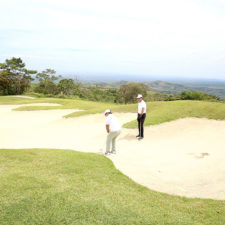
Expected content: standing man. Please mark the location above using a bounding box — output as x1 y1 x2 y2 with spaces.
104 109 121 155
136 94 147 140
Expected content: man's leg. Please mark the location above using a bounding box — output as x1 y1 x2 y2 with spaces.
111 131 121 153
106 132 113 153
137 114 141 136
140 114 146 138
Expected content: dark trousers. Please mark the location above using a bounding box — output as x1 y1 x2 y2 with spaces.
137 113 146 137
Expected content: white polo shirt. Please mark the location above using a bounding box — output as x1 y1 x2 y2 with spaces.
105 114 121 132
138 100 147 114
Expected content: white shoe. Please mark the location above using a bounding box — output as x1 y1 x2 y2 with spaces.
104 152 110 156
110 150 116 154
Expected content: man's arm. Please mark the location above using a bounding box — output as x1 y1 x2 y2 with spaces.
141 107 144 115
106 124 110 133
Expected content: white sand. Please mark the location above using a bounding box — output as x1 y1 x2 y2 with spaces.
110 118 225 200
8 95 36 99
0 104 225 200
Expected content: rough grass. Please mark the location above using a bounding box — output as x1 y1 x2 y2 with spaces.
0 96 225 128
0 149 224 225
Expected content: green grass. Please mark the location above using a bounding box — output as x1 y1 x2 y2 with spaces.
0 96 225 128
123 100 225 128
0 96 116 117
0 149 224 225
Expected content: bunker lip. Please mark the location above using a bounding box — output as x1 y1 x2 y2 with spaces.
3 95 36 99
13 95 36 99
14 103 62 107
0 103 62 110
0 104 225 200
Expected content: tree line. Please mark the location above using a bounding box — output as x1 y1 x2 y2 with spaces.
0 57 149 103
0 57 36 95
0 57 221 103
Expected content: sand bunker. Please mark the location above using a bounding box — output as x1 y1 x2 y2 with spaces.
111 118 225 200
0 104 134 150
0 104 225 200
8 95 36 99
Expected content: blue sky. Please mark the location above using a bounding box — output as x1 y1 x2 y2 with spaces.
0 0 225 80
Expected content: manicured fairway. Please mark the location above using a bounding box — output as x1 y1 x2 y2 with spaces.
0 149 224 225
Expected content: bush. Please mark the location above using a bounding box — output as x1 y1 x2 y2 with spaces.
180 91 219 101
34 80 58 95
118 82 149 104
58 79 80 96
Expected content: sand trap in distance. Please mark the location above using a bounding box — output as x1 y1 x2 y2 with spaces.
12 95 36 99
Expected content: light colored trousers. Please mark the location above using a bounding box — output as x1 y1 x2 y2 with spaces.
106 130 121 153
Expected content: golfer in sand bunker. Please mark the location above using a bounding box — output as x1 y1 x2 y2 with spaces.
104 109 121 155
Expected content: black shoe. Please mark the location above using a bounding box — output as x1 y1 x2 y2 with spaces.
136 135 140 138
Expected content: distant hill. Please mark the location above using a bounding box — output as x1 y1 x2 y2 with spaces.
78 79 225 100
93 80 128 88
149 81 189 93
148 80 225 99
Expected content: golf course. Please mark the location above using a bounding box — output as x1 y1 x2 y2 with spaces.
1 0 225 223
0 96 225 224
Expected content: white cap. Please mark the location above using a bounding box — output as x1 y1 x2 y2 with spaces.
104 109 111 115
137 94 143 98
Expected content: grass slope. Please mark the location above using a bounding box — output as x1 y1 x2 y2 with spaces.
0 149 224 225
123 100 225 128
0 96 114 117
0 96 225 128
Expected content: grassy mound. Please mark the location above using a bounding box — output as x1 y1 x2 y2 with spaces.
123 100 225 128
0 96 225 129
0 149 224 225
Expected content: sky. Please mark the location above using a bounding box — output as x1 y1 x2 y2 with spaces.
0 0 225 80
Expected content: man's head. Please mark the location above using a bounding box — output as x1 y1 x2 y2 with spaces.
104 109 111 117
137 94 143 102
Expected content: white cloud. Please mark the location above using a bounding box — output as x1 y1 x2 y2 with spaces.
0 0 225 79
